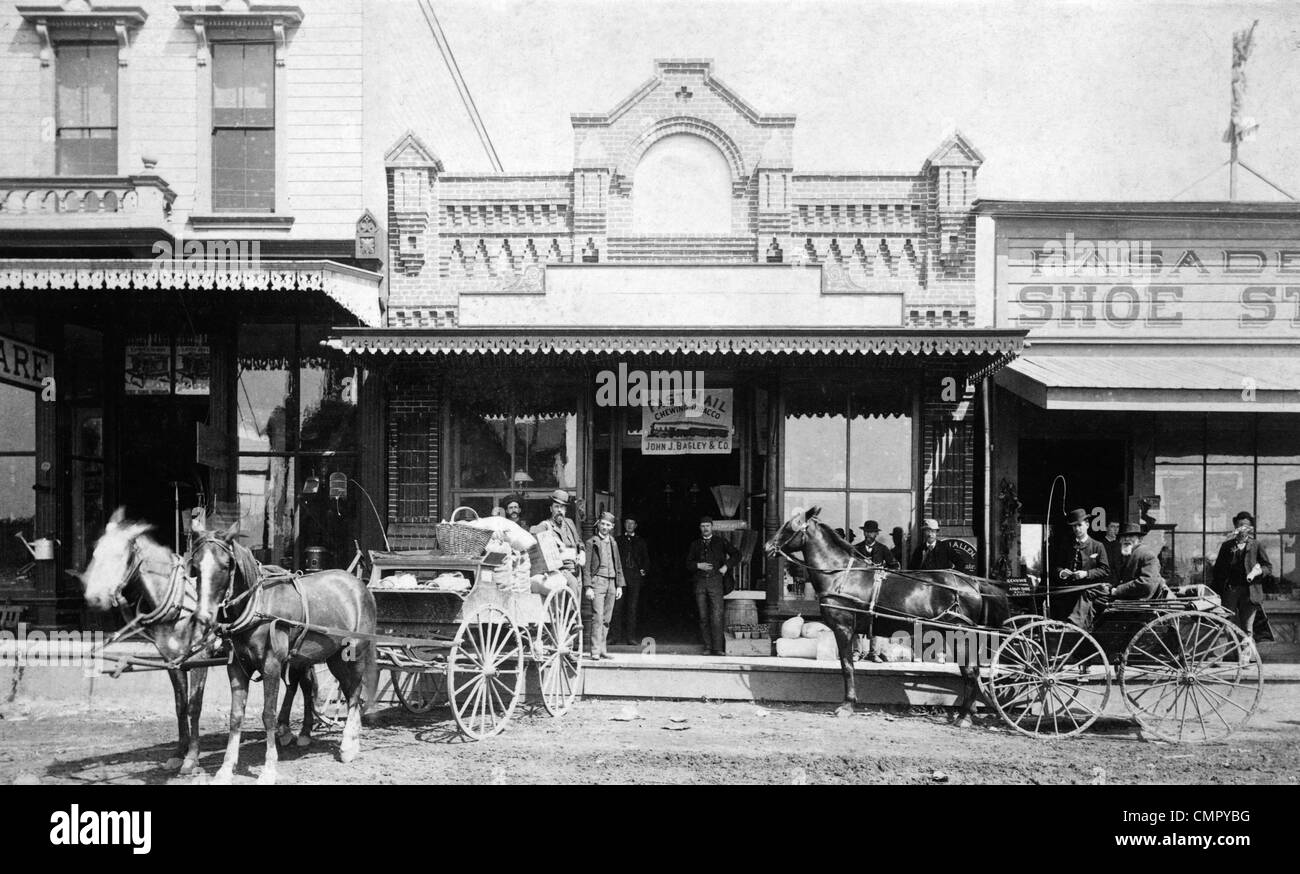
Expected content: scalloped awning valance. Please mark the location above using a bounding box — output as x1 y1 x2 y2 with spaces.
323 327 1026 365
0 258 382 327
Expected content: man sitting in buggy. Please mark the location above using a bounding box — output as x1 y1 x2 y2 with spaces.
1110 522 1168 601
1049 508 1112 630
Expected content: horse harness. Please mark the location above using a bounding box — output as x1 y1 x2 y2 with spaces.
202 537 315 667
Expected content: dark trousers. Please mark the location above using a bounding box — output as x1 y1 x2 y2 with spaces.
694 578 725 653
610 579 641 643
1052 586 1104 631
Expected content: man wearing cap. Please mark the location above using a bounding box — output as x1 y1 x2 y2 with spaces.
1111 523 1165 601
612 516 650 645
686 516 739 656
909 519 973 572
1212 511 1273 647
582 511 625 660
1050 508 1111 630
855 520 899 569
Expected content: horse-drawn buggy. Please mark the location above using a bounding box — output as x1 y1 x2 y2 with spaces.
767 507 1263 743
80 505 583 784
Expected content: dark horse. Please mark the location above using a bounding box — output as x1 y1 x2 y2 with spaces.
82 509 323 777
765 507 1010 723
191 522 378 785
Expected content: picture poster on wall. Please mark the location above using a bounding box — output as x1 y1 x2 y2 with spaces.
125 334 210 395
174 336 210 396
641 388 733 455
124 335 171 395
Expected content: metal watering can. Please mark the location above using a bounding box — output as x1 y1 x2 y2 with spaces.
16 534 58 561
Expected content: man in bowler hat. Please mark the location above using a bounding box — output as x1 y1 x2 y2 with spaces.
1212 510 1274 650
1050 508 1111 630
855 520 900 569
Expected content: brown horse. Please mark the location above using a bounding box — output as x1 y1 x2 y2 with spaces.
765 507 1010 723
81 509 324 777
191 523 377 785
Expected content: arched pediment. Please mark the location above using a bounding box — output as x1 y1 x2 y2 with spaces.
615 116 748 195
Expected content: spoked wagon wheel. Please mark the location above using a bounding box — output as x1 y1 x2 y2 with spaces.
311 663 348 729
539 587 583 717
391 668 446 714
1119 610 1262 744
446 604 526 740
988 619 1111 739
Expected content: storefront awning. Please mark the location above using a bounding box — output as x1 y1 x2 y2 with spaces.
323 328 1026 364
0 259 383 327
997 352 1300 412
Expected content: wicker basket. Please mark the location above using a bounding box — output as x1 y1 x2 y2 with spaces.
436 506 492 556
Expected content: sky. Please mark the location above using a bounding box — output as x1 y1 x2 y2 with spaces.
395 0 1300 201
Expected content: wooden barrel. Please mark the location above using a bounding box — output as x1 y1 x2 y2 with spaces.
724 598 759 628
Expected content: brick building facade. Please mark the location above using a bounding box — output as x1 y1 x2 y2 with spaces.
334 60 1023 641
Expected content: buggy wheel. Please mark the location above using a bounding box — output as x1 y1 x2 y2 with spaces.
1119 610 1262 744
988 619 1111 739
311 663 347 728
391 668 445 714
539 587 583 717
446 604 526 740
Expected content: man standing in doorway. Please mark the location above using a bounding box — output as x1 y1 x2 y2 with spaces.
686 516 738 656
612 516 649 645
582 511 624 660
1100 519 1122 574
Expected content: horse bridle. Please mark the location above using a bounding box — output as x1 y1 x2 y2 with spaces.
97 537 195 657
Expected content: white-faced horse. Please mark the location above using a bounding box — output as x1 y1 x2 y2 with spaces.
82 508 322 776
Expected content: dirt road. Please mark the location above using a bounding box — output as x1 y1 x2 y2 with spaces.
3 688 1299 785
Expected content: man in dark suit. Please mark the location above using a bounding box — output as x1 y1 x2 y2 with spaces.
1100 520 1122 576
909 519 973 572
1211 510 1273 648
611 515 650 645
1111 523 1165 600
686 516 738 656
855 520 900 569
1049 508 1111 630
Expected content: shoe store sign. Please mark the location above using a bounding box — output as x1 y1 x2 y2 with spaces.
997 225 1300 338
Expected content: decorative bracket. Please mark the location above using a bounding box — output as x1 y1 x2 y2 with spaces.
17 5 149 67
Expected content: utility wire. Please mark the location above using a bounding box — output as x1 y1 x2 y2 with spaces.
416 0 504 173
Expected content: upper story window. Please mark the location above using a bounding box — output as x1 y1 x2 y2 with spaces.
55 41 118 175
212 42 275 212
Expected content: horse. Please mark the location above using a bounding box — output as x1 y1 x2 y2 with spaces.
81 509 324 777
190 521 378 785
765 507 1010 725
